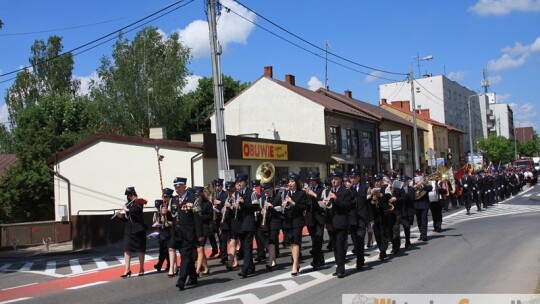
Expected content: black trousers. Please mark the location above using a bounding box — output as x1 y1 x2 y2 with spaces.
415 208 429 239
354 223 367 266
328 228 348 274
391 215 401 250
175 236 196 284
156 239 170 269
307 223 325 265
241 231 255 274
463 192 472 211
373 219 391 255
254 227 266 259
430 201 442 231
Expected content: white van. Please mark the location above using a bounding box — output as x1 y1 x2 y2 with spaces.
533 157 540 171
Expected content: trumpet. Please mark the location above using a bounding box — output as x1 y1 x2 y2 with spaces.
260 196 270 228
111 196 138 220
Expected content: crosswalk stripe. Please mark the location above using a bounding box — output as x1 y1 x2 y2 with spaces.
115 256 125 264
0 263 12 272
523 194 532 197
93 257 108 269
20 262 33 272
69 259 83 274
45 261 56 275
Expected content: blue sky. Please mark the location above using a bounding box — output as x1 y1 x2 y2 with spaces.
1 0 539 133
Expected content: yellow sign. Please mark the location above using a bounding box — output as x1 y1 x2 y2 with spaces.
242 141 288 160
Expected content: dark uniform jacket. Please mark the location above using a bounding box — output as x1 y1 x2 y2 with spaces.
351 183 370 227
237 187 258 232
122 202 146 235
283 189 308 229
329 186 352 230
305 184 325 227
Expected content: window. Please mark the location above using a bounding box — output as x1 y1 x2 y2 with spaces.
353 129 360 156
406 134 411 150
330 126 340 153
361 131 373 158
346 129 353 154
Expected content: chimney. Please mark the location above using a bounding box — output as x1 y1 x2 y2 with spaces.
264 66 273 78
344 90 352 98
418 108 431 119
285 74 295 86
381 98 387 105
391 100 411 111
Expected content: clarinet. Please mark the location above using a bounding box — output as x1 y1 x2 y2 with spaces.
261 195 270 228
234 191 239 220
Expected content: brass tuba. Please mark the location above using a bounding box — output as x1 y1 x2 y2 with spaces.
414 172 441 200
256 162 275 185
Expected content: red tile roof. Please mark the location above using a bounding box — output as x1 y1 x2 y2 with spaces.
0 154 17 180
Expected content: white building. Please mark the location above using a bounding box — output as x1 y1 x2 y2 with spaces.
488 92 515 139
379 74 486 155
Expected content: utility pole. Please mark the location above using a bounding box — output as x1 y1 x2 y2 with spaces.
207 0 230 175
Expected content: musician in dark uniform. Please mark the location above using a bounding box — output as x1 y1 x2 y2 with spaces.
116 187 147 278
282 172 308 276
153 188 174 273
170 178 200 291
459 170 473 215
193 186 212 276
251 179 266 263
222 181 240 271
324 171 352 278
212 178 228 264
259 182 281 270
413 169 432 242
304 172 326 270
235 174 259 278
349 169 370 270
369 175 393 260
395 175 415 249
167 178 187 277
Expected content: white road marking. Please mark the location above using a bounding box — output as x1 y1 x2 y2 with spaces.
45 261 56 275
92 258 108 269
1 283 38 291
0 297 33 304
19 262 32 272
0 263 12 272
66 281 108 290
69 259 83 274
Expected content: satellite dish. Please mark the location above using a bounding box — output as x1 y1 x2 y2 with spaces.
268 122 278 133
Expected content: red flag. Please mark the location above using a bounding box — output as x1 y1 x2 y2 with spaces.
454 165 469 180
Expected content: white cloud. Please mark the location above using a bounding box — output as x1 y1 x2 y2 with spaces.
176 0 256 59
75 72 100 96
496 93 512 103
182 74 202 94
487 75 503 85
447 71 467 82
364 71 383 83
510 102 538 127
487 36 540 71
0 103 9 126
307 76 323 91
469 0 540 16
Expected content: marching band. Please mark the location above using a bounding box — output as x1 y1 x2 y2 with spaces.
116 164 533 291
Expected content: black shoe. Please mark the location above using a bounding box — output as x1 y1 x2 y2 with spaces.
332 272 338 276
378 252 387 261
185 278 197 286
176 281 184 291
337 272 345 278
391 249 400 254
265 264 274 271
404 241 411 249
356 262 364 271
154 265 162 272
220 257 228 265
421 237 428 242
238 271 247 278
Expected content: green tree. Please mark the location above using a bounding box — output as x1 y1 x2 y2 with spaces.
476 135 515 165
183 76 250 132
0 94 96 223
4 36 79 127
90 27 191 139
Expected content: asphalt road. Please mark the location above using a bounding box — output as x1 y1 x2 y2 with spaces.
1 185 539 304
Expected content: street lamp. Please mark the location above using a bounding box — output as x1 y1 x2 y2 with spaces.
467 94 481 166
410 55 433 170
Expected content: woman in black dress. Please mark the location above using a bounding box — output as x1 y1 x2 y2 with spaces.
116 187 147 277
282 173 308 276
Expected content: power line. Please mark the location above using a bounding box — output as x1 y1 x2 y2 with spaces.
0 18 125 37
0 0 195 80
225 0 408 77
